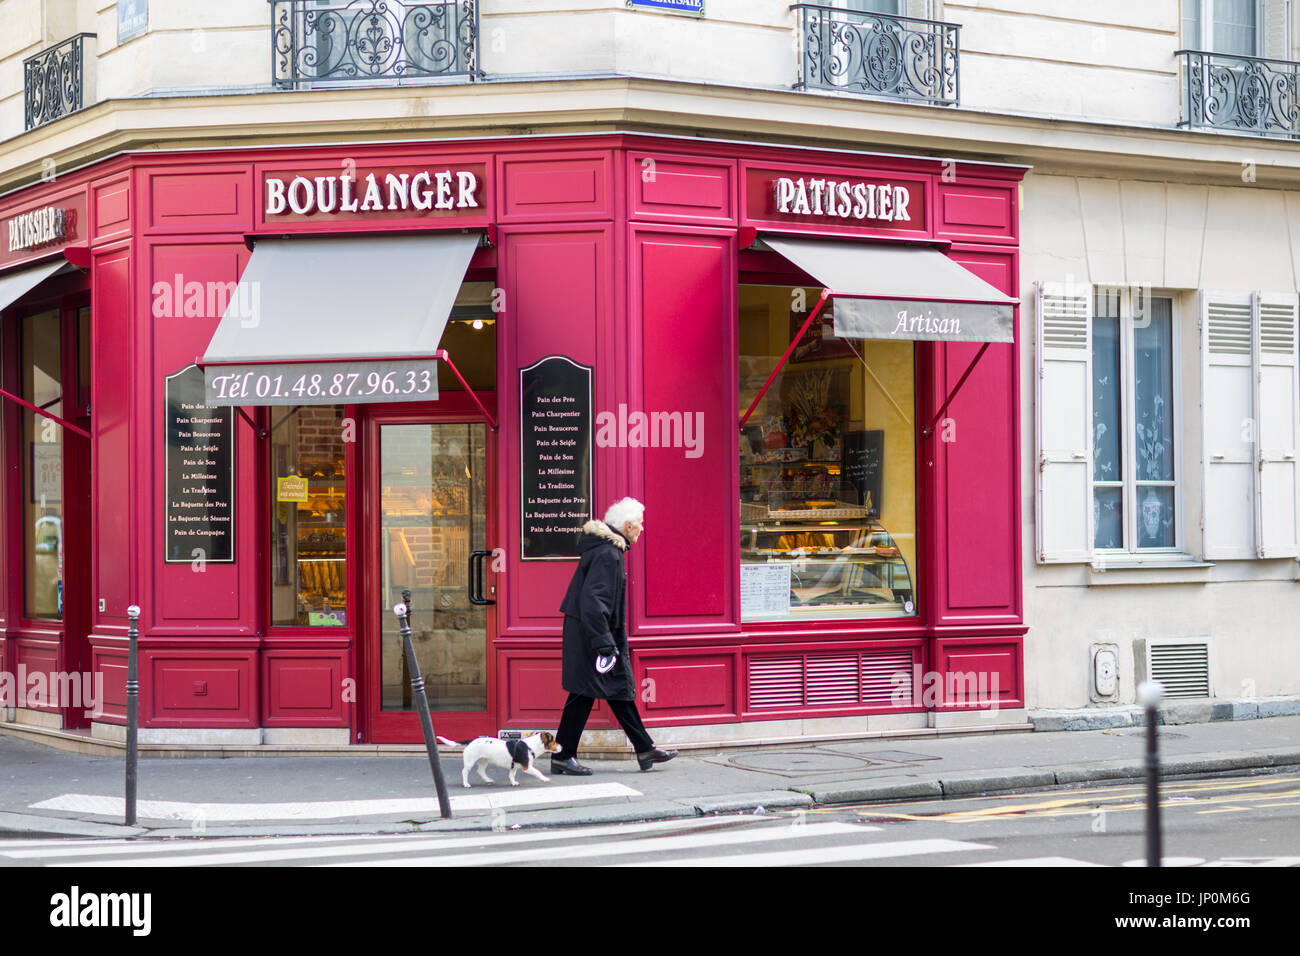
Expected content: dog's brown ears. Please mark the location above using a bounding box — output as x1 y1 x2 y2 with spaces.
541 731 556 746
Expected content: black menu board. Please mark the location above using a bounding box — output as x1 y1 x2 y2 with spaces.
165 364 235 563
520 355 592 560
840 429 884 516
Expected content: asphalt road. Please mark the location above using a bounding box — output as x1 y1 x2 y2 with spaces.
3 772 1297 868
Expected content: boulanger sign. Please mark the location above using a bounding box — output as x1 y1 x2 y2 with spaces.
260 164 487 223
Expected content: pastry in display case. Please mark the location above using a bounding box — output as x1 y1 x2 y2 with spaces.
291 459 347 626
740 419 913 612
741 515 913 610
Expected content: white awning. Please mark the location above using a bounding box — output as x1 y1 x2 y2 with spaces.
200 232 479 405
762 235 1017 344
0 258 77 313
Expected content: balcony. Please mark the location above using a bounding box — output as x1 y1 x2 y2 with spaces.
24 33 97 131
1178 50 1300 139
792 4 959 107
269 0 480 89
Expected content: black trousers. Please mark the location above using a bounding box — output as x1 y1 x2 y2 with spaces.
555 692 654 758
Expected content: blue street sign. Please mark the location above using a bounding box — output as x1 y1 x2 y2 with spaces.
627 0 706 14
118 0 148 44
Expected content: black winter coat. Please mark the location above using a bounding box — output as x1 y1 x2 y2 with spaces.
559 520 635 701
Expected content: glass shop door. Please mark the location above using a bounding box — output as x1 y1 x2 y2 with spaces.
361 398 496 743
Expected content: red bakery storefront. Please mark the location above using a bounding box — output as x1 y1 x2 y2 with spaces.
0 133 1026 747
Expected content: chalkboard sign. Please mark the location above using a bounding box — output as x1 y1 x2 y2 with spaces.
840 429 884 516
520 356 593 560
165 365 235 563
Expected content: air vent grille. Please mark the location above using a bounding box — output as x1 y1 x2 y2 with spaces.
1148 641 1210 699
749 650 916 710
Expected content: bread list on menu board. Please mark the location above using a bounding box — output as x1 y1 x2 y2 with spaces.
520 356 592 560
165 365 235 563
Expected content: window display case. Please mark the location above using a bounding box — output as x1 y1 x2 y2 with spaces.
739 285 919 620
741 501 913 614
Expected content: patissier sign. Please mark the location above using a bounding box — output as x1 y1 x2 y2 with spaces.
772 176 914 224
264 168 482 217
6 205 68 253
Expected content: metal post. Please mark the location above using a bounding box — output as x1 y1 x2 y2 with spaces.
394 598 452 819
125 604 141 827
1137 679 1165 868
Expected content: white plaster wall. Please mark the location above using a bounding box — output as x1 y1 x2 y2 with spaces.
5 1 1293 131
1020 171 1300 709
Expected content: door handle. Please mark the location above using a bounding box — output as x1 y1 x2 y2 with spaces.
469 550 496 606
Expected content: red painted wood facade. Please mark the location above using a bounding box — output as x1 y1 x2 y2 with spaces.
0 134 1027 742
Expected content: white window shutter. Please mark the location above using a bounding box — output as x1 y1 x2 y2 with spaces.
1202 291 1257 559
1254 291 1300 557
1035 281 1093 563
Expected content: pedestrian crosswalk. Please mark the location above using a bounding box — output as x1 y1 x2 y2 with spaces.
0 816 1001 867
28 783 642 822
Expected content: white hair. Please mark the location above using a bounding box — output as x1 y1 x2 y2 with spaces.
603 497 645 532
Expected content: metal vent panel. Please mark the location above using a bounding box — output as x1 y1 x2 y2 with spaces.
805 655 861 705
862 650 916 705
749 650 918 709
748 657 804 709
1149 641 1210 699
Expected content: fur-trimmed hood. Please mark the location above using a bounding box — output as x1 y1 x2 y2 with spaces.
581 519 629 551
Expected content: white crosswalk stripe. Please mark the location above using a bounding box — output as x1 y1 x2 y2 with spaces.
2 818 736 867
622 838 994 867
321 821 881 867
954 856 1104 867
28 783 640 821
0 818 1003 868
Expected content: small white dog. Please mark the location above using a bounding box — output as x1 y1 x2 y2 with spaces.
437 732 561 788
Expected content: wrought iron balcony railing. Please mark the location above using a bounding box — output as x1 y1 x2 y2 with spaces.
792 4 959 107
24 33 96 131
1178 49 1300 138
270 0 480 89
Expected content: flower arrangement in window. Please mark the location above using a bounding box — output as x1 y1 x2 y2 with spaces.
787 368 847 454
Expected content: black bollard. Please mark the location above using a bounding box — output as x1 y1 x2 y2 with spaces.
395 600 452 819
1137 679 1165 868
125 604 141 827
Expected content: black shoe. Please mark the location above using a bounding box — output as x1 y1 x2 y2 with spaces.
636 748 678 771
551 756 592 776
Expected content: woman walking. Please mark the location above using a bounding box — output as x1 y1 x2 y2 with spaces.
551 497 677 774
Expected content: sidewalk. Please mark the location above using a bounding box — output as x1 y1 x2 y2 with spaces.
2 714 1299 839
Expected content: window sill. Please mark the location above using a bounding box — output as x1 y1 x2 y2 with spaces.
1086 555 1214 586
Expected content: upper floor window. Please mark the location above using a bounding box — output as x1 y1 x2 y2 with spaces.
1183 0 1260 56
1092 289 1178 553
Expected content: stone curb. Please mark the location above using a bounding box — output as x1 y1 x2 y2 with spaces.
0 811 147 839
1029 696 1300 732
4 750 1299 838
690 790 813 815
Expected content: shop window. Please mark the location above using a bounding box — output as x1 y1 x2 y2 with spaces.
739 285 918 622
22 310 63 621
269 405 348 627
438 281 497 392
1092 289 1179 552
